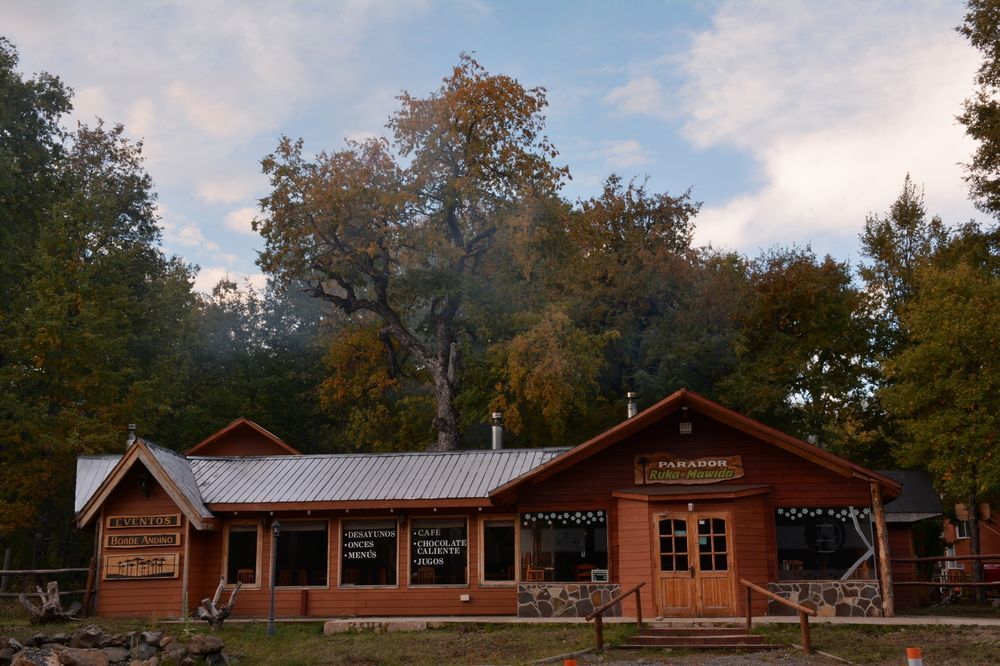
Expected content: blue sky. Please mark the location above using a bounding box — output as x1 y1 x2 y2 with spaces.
2 0 981 291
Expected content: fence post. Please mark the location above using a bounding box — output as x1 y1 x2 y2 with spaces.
799 611 811 654
745 586 752 632
594 613 604 651
635 587 643 628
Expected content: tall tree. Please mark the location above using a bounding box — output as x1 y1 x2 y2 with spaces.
257 55 566 450
959 0 1000 215
883 224 1000 589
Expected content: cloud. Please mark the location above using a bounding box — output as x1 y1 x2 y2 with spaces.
193 267 267 294
224 206 259 235
675 1 980 254
600 140 654 169
604 76 667 118
197 179 260 205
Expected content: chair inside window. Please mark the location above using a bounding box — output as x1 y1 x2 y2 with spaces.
416 566 436 585
236 568 255 584
525 567 545 582
576 564 595 581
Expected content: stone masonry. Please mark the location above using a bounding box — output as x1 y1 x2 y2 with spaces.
517 583 621 618
767 581 883 617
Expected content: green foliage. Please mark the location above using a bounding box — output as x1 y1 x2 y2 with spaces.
959 0 1000 214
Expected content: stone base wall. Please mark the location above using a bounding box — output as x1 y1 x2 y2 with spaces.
767 581 883 617
517 584 621 618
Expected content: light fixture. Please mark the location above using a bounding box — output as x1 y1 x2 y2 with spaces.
137 472 151 498
679 407 692 435
268 519 282 638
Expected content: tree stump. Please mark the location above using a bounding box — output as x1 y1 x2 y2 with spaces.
18 580 79 624
197 576 241 630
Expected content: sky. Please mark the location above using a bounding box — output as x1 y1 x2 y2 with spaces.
1 0 983 292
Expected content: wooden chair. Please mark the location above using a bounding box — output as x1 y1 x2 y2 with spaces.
525 567 545 582
576 564 595 581
236 568 255 584
416 566 436 585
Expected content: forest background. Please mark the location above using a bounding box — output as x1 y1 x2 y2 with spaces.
1 1 999 573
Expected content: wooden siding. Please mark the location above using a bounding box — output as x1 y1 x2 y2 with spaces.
888 525 920 608
188 428 293 457
96 464 185 617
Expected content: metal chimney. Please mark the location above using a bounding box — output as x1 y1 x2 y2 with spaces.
126 424 137 449
627 392 638 419
491 412 504 450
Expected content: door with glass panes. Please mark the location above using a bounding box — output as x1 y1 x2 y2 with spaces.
655 512 735 617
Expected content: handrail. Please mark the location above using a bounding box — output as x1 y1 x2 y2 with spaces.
585 581 645 651
890 553 1000 563
0 568 89 575
740 579 814 654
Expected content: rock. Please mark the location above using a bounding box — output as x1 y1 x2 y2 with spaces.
29 636 48 649
157 637 183 661
97 636 125 650
48 637 69 647
127 658 158 666
205 652 229 665
177 656 198 666
69 627 103 650
184 637 222 657
12 648 59 666
55 648 109 666
138 635 160 649
132 644 156 662
100 647 129 664
2 648 17 666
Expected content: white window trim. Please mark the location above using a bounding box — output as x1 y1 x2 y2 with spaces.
406 514 471 588
221 520 263 590
518 507 612 583
273 518 331 590
338 516 400 590
478 514 518 587
955 520 971 540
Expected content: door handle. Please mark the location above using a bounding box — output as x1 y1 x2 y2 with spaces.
689 566 695 578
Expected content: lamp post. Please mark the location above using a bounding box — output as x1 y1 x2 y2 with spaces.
267 519 281 637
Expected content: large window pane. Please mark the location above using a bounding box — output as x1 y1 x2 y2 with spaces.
341 519 397 586
226 524 258 585
275 521 328 587
410 519 467 585
483 520 516 582
519 511 608 582
775 507 875 581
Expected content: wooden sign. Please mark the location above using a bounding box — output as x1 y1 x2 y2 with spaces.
105 532 181 549
106 514 180 529
635 454 744 485
103 553 179 580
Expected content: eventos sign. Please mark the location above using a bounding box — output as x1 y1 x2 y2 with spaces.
634 454 745 485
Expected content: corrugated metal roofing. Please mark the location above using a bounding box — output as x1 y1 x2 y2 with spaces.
75 447 570 514
75 456 121 512
147 441 213 518
190 448 570 504
880 470 943 515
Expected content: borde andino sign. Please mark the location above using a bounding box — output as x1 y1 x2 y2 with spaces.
104 533 181 549
634 454 745 485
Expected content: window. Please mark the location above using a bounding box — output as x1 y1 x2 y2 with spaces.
955 520 971 539
482 519 516 583
775 507 875 581
275 521 328 587
410 518 468 585
519 511 608 582
225 524 259 585
341 519 397 586
945 546 963 570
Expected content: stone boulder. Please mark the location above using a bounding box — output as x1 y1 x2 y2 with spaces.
184 636 222 657
69 627 103 651
99 647 129 664
11 648 59 666
53 647 108 666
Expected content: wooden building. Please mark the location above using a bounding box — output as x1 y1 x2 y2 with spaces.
74 390 905 619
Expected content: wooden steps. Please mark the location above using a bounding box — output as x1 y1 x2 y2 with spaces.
619 625 784 651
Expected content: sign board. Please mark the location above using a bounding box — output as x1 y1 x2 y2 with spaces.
104 532 181 549
635 454 744 485
103 553 179 580
342 525 397 562
106 514 180 529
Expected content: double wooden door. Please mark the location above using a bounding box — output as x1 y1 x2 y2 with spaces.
655 512 735 617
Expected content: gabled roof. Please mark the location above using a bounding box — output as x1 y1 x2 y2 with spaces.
75 439 214 530
184 417 301 456
75 446 568 517
490 388 902 503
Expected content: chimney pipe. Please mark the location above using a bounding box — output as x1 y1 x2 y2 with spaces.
126 423 137 449
627 392 638 419
491 412 504 450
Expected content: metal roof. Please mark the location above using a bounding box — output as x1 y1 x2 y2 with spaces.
75 447 569 514
147 442 213 518
75 456 120 512
190 448 569 504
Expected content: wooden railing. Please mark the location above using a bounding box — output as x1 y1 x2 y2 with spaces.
890 553 1000 588
585 581 645 651
0 560 96 615
740 578 816 655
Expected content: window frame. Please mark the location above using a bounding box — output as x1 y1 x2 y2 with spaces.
955 520 971 540
478 514 519 587
221 520 263 590
273 518 331 590
518 507 611 583
405 514 470 588
338 516 400 589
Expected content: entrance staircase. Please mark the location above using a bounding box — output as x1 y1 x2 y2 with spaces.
619 624 784 651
